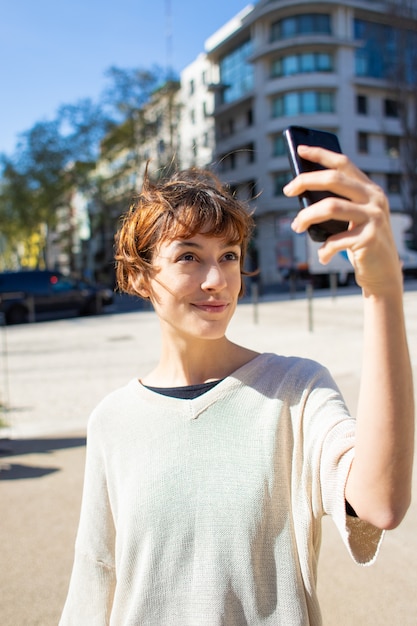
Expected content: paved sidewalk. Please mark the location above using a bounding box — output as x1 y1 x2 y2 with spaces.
1 288 416 625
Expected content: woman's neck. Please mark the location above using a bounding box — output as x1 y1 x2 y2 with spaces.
141 337 259 387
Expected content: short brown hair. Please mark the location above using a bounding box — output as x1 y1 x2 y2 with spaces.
115 167 255 298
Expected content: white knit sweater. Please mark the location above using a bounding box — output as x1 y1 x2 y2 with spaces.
60 353 383 625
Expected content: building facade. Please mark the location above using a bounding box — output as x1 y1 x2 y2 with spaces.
198 0 415 287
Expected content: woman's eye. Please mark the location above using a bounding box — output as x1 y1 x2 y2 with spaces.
223 251 240 261
179 253 196 262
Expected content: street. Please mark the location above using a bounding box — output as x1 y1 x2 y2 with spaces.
1 287 416 625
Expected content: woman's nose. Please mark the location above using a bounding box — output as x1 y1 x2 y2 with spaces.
201 263 227 291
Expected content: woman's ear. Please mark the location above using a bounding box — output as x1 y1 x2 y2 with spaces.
131 274 151 300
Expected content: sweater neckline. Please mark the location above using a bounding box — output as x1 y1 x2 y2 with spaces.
130 353 271 418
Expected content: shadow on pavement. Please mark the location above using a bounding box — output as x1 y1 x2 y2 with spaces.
0 436 86 481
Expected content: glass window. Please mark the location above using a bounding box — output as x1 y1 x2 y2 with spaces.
286 92 300 116
271 52 333 78
284 55 298 75
318 92 334 112
317 53 332 71
300 53 315 73
272 91 335 117
357 94 368 114
273 172 293 196
302 91 316 113
386 173 401 194
354 18 417 82
281 17 297 39
384 99 399 118
358 132 369 153
271 13 331 42
386 135 400 158
220 39 254 104
272 134 286 157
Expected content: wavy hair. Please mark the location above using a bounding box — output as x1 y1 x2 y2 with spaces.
115 167 255 298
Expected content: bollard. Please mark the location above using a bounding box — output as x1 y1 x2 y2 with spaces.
289 271 297 300
251 282 259 325
0 310 10 423
330 273 338 300
27 295 36 323
306 283 314 332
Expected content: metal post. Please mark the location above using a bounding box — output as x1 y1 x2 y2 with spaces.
306 283 314 332
251 282 259 324
27 295 36 323
330 272 338 300
0 311 10 429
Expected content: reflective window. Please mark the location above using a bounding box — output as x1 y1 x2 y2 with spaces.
272 91 335 117
356 94 368 114
355 18 417 83
272 134 286 157
386 173 401 194
271 14 331 41
273 172 292 196
220 40 254 104
386 135 400 158
271 52 333 78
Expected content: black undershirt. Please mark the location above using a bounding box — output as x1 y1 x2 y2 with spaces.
142 380 357 517
143 379 223 400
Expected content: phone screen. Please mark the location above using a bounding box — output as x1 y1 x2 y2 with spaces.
283 126 349 242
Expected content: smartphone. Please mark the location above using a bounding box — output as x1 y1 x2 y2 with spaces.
283 125 349 242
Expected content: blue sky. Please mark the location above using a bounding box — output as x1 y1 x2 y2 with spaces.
0 0 254 156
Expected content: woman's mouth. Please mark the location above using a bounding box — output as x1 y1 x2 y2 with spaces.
192 301 229 313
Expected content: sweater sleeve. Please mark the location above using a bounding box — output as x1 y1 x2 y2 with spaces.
59 411 116 625
303 364 384 566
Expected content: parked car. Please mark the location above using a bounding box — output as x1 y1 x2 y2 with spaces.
0 270 114 324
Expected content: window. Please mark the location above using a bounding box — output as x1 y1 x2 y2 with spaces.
386 173 401 194
247 108 253 126
354 18 417 83
231 180 258 201
189 79 195 95
245 143 256 163
358 132 369 153
272 134 286 157
386 135 400 158
219 40 254 104
271 13 331 42
272 91 334 117
273 172 293 196
203 132 209 148
190 109 196 124
384 99 399 118
271 52 333 78
356 95 368 115
220 152 236 171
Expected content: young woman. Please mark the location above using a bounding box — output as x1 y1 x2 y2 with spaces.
60 146 414 625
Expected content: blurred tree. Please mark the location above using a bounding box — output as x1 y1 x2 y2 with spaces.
0 65 176 274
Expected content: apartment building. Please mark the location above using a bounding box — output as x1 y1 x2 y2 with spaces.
179 54 217 169
193 0 416 287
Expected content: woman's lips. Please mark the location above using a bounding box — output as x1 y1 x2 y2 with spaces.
192 301 229 313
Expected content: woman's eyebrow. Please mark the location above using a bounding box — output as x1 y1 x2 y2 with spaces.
173 240 240 250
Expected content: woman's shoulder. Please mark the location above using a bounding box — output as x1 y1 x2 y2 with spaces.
246 352 327 376
87 379 141 427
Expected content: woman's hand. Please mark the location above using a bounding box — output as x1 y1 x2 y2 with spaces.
283 145 403 297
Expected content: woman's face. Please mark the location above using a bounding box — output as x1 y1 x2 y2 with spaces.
145 232 242 343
